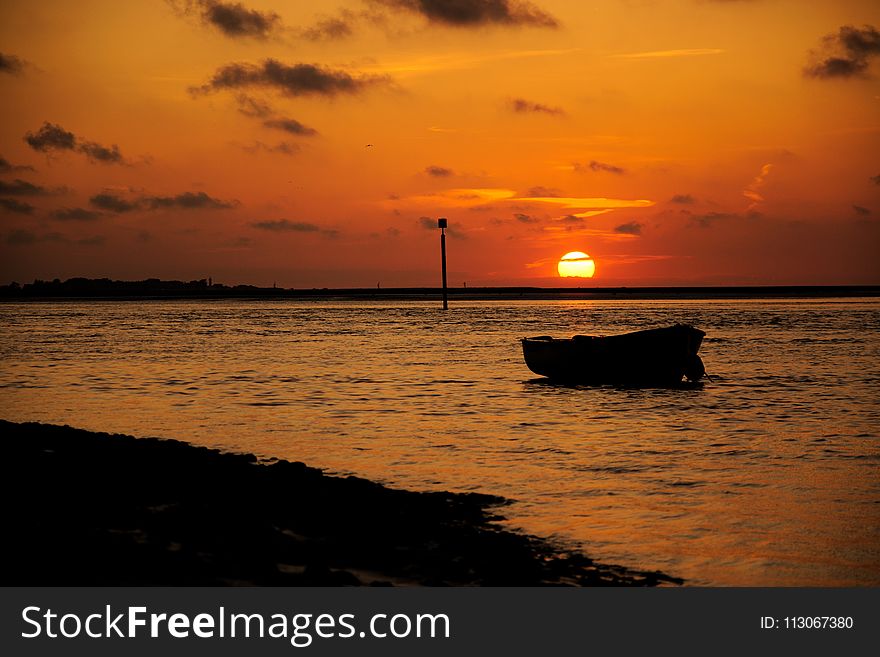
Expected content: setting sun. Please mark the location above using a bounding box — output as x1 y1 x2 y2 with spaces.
557 252 596 278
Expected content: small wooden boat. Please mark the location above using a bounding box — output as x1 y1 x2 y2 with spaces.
522 324 706 385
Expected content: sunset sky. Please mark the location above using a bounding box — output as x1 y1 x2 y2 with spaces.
1 0 878 287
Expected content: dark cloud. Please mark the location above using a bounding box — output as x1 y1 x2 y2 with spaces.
0 179 50 196
89 191 235 212
194 59 387 97
90 193 139 213
614 221 643 235
172 1 281 39
871 174 880 186
0 198 35 214
0 156 35 173
373 0 558 28
510 98 564 115
144 191 236 210
691 211 737 228
77 235 106 246
425 165 453 177
236 94 273 118
853 205 871 216
804 25 880 79
24 123 76 152
300 12 355 41
263 118 318 136
78 141 123 163
560 214 583 224
670 194 695 204
418 216 437 229
576 160 626 175
200 1 280 38
24 122 126 164
50 207 102 221
241 141 300 156
0 52 26 75
514 212 539 223
525 185 560 197
6 229 37 245
251 219 338 237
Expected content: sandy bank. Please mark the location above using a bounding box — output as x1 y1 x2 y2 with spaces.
1 420 681 586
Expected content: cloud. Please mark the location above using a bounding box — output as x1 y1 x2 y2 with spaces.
691 211 738 228
300 12 355 41
372 0 559 28
609 48 724 60
263 118 318 136
6 229 37 245
23 122 126 164
514 212 540 223
0 198 35 214
88 190 236 212
614 221 643 235
78 141 124 163
251 219 338 237
236 94 273 118
871 174 880 186
804 25 880 79
575 160 626 175
0 156 35 173
418 216 437 230
0 179 51 196
90 193 139 213
144 191 237 210
743 163 772 209
50 207 102 221
510 97 564 115
0 52 26 75
77 235 106 246
516 195 653 210
241 141 300 155
193 59 388 97
24 123 76 152
173 1 281 39
853 205 871 216
525 185 560 197
425 165 453 177
670 194 695 204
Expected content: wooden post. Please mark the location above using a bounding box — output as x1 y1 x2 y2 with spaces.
438 217 448 310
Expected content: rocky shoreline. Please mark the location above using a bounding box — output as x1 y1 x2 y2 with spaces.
2 420 682 586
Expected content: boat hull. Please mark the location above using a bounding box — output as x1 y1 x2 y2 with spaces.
521 324 705 385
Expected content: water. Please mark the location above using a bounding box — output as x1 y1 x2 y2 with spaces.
1 297 878 586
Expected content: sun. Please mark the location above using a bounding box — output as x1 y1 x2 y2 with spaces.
557 251 596 278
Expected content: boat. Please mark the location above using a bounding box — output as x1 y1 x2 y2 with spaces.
521 324 706 385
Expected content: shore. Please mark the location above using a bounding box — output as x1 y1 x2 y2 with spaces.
2 420 681 586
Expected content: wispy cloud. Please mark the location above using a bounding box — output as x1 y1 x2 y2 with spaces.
609 48 724 60
574 160 626 175
88 190 237 212
251 219 338 237
509 97 564 115
425 165 453 177
743 163 772 210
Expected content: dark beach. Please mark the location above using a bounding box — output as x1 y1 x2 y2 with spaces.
1 420 681 587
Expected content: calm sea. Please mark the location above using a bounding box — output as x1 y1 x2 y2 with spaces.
1 297 878 586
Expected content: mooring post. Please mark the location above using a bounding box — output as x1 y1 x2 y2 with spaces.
438 217 448 310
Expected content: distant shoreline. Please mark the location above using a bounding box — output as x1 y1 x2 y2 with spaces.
2 278 878 301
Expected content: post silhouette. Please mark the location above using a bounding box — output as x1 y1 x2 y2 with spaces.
438 217 448 310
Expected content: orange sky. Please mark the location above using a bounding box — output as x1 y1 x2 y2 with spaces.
1 0 879 287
